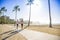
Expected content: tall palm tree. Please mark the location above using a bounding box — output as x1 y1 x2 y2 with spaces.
0 9 2 16
27 0 34 26
1 7 7 24
48 0 52 27
1 7 7 16
0 9 2 24
13 5 20 24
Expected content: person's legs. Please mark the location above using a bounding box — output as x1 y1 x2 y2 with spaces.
17 24 18 29
21 24 23 29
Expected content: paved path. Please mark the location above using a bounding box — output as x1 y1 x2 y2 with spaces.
20 29 60 40
6 25 60 40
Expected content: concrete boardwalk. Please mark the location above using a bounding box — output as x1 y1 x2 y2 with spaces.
20 29 60 40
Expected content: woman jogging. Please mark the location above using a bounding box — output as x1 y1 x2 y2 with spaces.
16 20 19 30
20 18 23 29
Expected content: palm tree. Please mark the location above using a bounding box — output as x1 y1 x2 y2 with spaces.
1 7 7 24
13 5 20 24
0 9 2 24
0 9 2 16
48 0 52 27
27 0 34 26
1 7 7 16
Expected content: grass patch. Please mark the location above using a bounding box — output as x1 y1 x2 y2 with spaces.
0 24 2 40
0 24 27 40
27 25 60 36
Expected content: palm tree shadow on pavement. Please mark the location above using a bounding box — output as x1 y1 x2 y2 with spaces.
0 30 15 35
24 25 28 29
2 30 23 40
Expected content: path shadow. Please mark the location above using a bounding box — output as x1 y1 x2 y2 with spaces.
0 25 28 40
0 30 15 35
24 25 28 29
53 27 60 29
2 30 23 40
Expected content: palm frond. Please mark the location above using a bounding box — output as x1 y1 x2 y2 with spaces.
1 7 5 11
13 10 15 11
18 8 20 11
14 5 19 10
0 10 1 13
27 0 34 3
4 9 7 12
13 5 20 11
27 0 34 5
27 3 30 5
1 7 7 12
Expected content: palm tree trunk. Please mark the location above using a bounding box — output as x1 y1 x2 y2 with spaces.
15 10 17 27
15 10 17 22
28 4 31 26
48 0 52 27
3 12 4 24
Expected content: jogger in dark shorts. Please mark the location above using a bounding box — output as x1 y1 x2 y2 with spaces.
16 20 19 30
21 24 23 29
20 18 23 29
17 24 18 29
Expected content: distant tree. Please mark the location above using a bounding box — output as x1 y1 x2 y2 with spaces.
48 0 52 27
1 7 7 16
0 16 15 24
0 16 5 24
0 9 2 16
0 8 2 23
27 0 34 26
0 7 7 24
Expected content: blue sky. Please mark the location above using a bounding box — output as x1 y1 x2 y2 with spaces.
0 0 60 24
